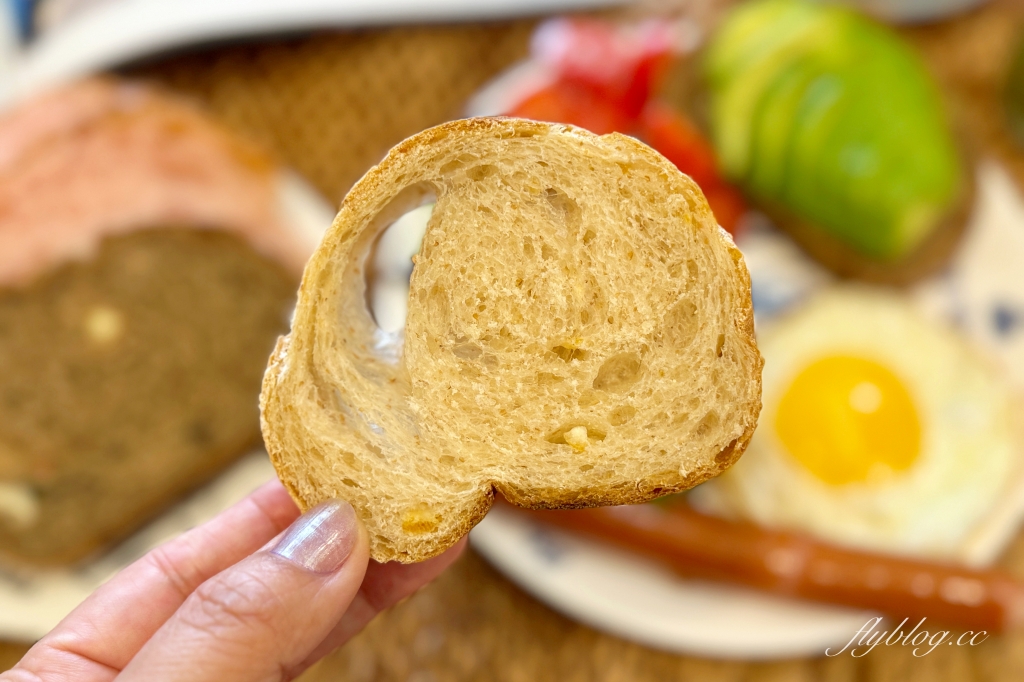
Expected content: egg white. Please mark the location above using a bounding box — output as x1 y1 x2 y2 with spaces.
691 287 1022 561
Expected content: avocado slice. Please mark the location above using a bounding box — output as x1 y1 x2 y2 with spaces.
781 72 852 236
789 22 961 259
707 2 839 178
748 58 831 198
706 0 964 262
705 0 818 87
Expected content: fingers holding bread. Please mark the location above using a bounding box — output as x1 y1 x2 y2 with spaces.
260 117 762 563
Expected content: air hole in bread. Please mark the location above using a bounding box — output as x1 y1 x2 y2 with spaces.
715 334 726 357
543 187 582 229
582 229 597 245
608 405 637 426
593 352 642 393
481 330 511 352
466 164 498 181
422 285 449 326
577 390 601 407
644 412 669 429
552 345 588 362
536 372 563 386
439 455 456 466
342 478 360 488
661 299 698 347
541 243 556 260
579 464 594 472
341 451 362 471
695 410 720 437
365 190 435 334
439 153 478 175
715 438 740 465
452 339 483 360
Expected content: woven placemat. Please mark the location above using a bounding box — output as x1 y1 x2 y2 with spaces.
295 543 1024 682
127 21 535 206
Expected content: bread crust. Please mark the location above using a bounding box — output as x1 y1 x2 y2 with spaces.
261 117 762 562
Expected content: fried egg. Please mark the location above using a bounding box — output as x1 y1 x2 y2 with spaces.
691 287 1023 561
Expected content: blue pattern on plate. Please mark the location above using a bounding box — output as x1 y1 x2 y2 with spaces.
528 527 568 565
993 303 1021 337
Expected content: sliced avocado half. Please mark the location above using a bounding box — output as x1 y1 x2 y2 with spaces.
707 1 841 178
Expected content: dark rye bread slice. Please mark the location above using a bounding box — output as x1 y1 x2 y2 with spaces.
0 229 296 566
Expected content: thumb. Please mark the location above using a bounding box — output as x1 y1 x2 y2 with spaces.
118 499 370 682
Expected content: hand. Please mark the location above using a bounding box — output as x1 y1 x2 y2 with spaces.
2 480 464 682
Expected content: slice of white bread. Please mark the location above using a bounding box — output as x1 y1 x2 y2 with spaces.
260 117 762 562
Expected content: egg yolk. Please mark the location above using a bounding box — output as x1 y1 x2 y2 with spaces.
774 356 920 486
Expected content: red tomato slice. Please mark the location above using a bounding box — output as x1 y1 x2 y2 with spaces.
508 84 632 135
532 18 674 119
638 102 720 189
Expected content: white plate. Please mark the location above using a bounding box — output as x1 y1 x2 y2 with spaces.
470 506 875 660
3 0 623 104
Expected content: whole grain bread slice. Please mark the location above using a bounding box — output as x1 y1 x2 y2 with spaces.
260 117 762 563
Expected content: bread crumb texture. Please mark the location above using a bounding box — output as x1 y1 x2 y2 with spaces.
260 118 762 562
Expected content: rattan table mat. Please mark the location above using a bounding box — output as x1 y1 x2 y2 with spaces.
126 21 537 205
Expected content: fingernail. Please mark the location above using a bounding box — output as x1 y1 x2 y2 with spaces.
270 500 358 573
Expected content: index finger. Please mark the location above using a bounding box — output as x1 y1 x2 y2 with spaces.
12 479 299 681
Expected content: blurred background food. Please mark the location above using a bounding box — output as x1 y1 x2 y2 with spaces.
468 16 749 234
3 0 1024 680
464 1 1024 667
704 0 966 279
0 77 325 567
839 0 990 23
690 287 1022 563
1008 34 1024 149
